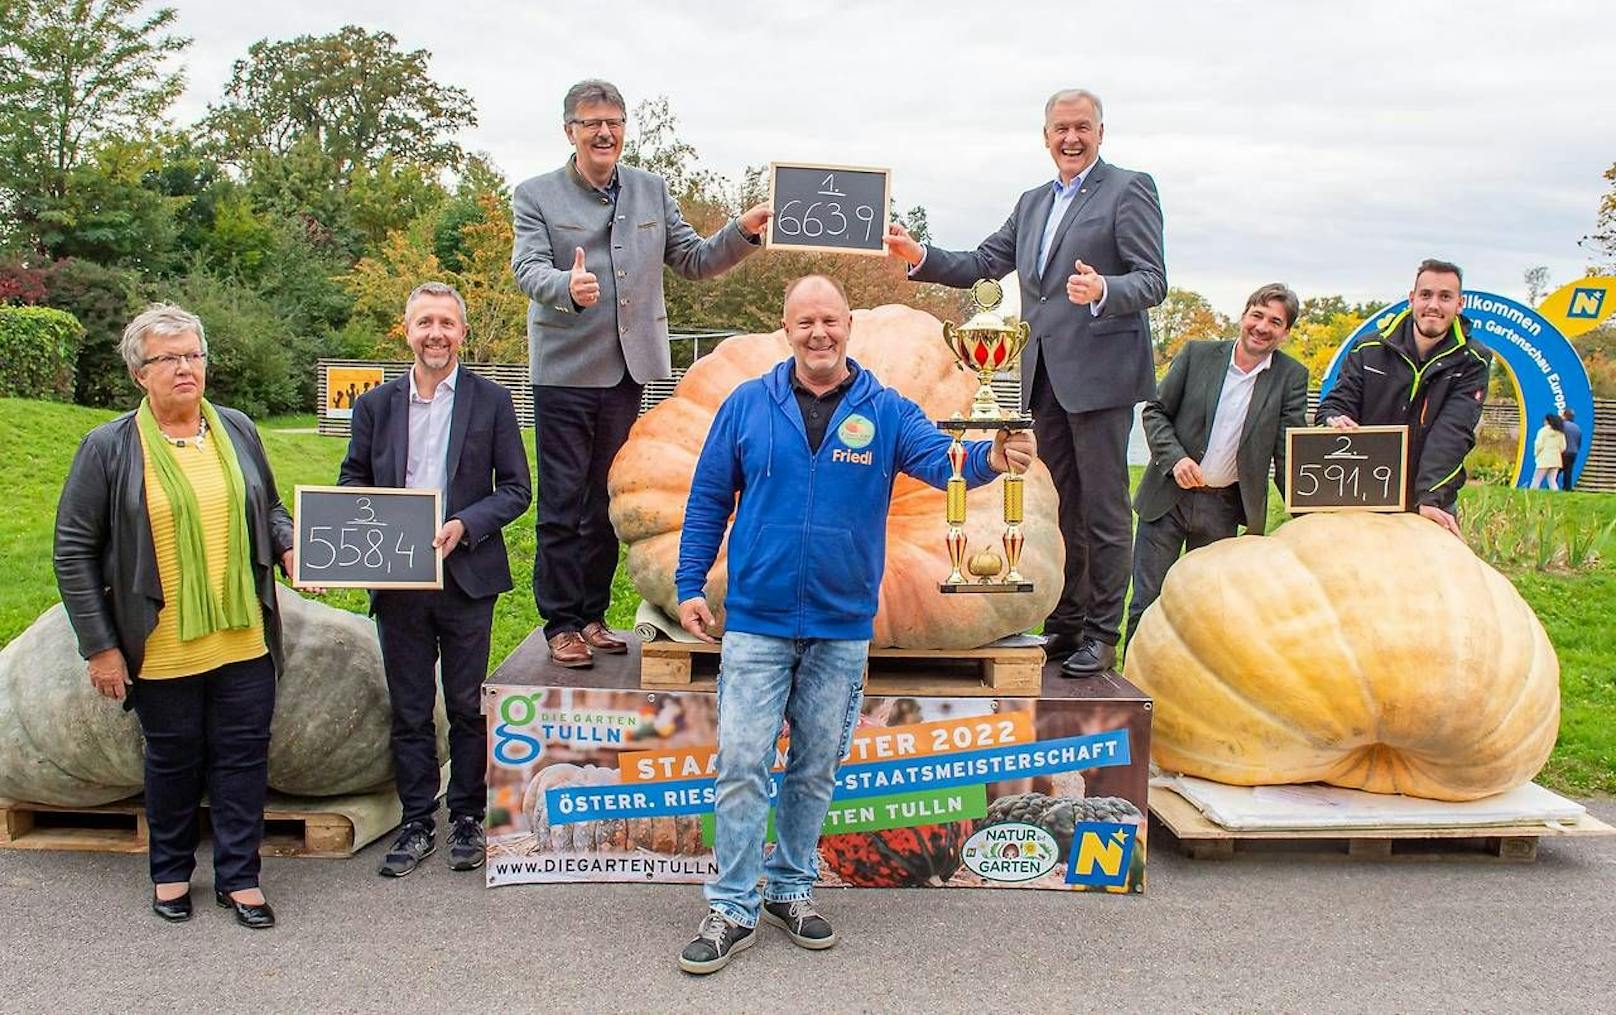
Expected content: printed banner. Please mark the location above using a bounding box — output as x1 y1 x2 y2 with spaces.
485 686 1149 893
324 365 385 419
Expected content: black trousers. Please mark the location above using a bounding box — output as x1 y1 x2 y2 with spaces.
374 577 494 828
131 653 276 892
1561 451 1577 491
1029 367 1136 646
532 378 642 638
1125 486 1244 651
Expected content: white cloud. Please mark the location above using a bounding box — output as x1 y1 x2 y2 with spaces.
166 0 1614 313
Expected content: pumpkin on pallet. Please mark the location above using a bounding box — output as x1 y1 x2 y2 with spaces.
1126 512 1561 802
606 305 1064 650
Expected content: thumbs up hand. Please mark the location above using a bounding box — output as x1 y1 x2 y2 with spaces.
1066 259 1105 306
569 247 600 308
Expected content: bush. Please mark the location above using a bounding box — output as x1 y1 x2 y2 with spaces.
35 259 143 408
0 306 85 400
147 271 299 418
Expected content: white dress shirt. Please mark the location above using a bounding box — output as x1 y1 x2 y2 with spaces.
1197 350 1272 489
405 364 458 497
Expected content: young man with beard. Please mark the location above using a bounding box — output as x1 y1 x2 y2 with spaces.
1126 283 1310 651
1317 259 1491 536
672 275 1035 973
340 283 532 877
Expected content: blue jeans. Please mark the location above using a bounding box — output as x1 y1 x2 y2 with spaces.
705 631 867 927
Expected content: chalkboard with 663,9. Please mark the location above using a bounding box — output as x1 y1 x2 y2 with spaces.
293 485 442 589
765 162 891 255
1284 426 1410 513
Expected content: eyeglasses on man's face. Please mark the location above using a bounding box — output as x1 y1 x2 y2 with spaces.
568 117 626 133
142 351 208 370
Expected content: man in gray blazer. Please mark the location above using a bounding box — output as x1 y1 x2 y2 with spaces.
885 88 1166 677
510 79 771 668
1127 283 1309 652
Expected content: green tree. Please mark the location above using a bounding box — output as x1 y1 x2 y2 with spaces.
199 25 476 177
0 0 189 251
1589 160 1616 273
1148 287 1232 365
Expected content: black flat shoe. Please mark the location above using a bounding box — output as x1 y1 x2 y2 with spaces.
215 889 276 930
151 890 192 922
1059 638 1117 678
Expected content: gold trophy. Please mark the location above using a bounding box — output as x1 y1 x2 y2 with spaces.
939 278 1034 594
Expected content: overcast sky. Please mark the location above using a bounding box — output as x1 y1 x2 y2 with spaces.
165 0 1614 315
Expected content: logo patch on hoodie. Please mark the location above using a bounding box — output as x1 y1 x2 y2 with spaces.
838 413 875 449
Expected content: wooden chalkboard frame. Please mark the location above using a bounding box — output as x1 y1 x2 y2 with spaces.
764 161 892 256
292 485 444 590
1284 425 1410 514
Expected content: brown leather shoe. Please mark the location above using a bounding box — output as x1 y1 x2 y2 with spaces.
581 621 628 654
547 631 593 668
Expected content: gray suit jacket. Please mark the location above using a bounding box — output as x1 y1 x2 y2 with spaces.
1135 340 1310 534
510 158 757 387
911 159 1166 414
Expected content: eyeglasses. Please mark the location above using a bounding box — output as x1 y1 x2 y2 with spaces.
568 117 626 133
142 351 208 370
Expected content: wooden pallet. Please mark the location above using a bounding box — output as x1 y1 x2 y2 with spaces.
639 639 1044 697
0 789 402 859
1149 785 1615 863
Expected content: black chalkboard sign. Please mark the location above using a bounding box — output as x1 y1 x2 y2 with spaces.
1284 426 1409 513
293 486 442 589
765 162 891 255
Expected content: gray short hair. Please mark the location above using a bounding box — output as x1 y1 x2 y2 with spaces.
121 303 206 375
563 79 626 122
404 281 468 324
1045 88 1105 123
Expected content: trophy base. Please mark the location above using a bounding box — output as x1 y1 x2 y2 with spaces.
939 580 1036 594
937 415 1034 433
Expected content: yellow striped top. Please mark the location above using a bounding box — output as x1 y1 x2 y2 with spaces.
138 427 266 679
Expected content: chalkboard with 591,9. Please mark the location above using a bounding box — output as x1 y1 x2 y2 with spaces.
293 486 442 589
1284 425 1409 513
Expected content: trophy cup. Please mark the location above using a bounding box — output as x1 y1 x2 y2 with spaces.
938 278 1035 594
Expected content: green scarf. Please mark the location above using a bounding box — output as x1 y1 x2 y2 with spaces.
137 398 256 641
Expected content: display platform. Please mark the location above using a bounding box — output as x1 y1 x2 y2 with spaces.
483 630 1151 893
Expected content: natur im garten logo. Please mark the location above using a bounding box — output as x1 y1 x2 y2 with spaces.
960 822 1060 882
837 413 875 449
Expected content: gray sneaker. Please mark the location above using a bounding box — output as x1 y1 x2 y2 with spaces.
446 815 486 871
762 899 837 949
678 909 755 974
377 822 434 878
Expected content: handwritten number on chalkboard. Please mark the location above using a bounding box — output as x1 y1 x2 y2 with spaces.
1374 465 1393 499
355 497 376 523
335 528 361 566
1297 465 1320 497
363 528 386 568
1324 435 1368 461
856 205 876 240
394 531 416 569
817 174 846 197
801 202 823 237
827 203 847 236
305 526 337 569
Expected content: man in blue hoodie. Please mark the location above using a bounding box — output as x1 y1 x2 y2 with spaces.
672 275 1035 974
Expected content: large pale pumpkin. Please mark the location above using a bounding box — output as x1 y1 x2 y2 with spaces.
608 304 1063 649
1126 512 1559 801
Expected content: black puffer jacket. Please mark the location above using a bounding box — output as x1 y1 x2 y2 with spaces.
52 406 295 691
1316 310 1491 512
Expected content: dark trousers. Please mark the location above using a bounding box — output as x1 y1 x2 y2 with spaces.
1125 486 1244 651
374 578 495 828
1029 367 1136 645
1561 451 1577 491
131 653 276 892
532 378 642 637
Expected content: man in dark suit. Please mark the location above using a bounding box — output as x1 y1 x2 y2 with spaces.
340 282 532 878
1126 283 1310 651
886 88 1166 676
510 79 771 669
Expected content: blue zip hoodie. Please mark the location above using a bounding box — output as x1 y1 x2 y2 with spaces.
676 357 1000 640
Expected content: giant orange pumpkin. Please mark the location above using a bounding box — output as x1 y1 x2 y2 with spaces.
1125 512 1560 801
608 304 1063 649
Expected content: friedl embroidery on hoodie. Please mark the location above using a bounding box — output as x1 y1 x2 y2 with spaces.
832 414 876 464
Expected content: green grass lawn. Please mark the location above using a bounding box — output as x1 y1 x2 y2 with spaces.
3 396 1612 795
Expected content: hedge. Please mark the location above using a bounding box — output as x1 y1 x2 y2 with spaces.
0 306 85 401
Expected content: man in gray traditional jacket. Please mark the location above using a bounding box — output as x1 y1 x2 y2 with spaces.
511 79 771 668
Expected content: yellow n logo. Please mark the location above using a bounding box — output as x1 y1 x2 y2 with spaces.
1074 830 1127 877
1568 288 1605 319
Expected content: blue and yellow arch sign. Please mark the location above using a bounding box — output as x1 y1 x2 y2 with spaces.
1321 290 1595 488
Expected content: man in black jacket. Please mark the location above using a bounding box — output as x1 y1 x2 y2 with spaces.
1316 259 1490 536
340 282 532 877
1127 283 1309 652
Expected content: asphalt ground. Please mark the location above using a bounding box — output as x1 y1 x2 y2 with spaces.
1 799 1612 1014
